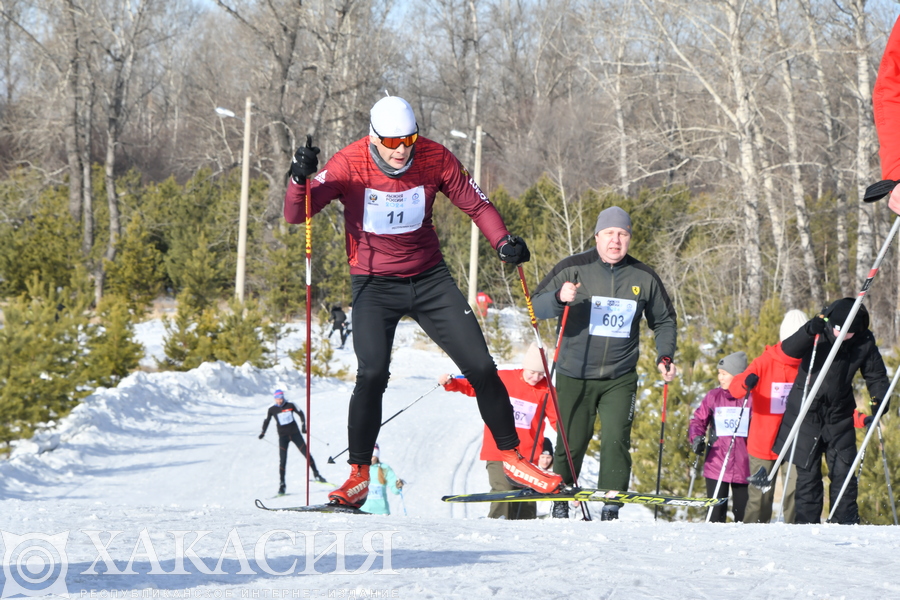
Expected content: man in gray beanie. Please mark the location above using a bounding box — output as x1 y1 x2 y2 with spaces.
531 205 677 521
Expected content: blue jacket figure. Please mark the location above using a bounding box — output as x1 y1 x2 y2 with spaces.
360 444 404 515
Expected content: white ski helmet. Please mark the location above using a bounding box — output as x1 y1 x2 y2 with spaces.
370 96 417 138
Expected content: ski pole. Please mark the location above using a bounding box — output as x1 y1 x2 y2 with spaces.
327 383 442 464
750 217 900 492
687 455 700 498
706 374 757 523
878 422 899 525
827 366 900 522
303 135 314 507
516 265 591 521
779 333 819 522
399 487 409 516
654 366 671 521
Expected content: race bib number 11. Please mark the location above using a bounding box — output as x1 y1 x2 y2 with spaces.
362 186 426 235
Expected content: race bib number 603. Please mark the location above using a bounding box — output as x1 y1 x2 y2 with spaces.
589 296 637 338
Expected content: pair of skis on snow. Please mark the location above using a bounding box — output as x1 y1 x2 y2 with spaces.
255 486 726 514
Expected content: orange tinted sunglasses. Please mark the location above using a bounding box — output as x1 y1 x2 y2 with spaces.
372 125 418 149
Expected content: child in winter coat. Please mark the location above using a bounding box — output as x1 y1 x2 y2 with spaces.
360 444 404 515
688 351 752 522
727 310 806 523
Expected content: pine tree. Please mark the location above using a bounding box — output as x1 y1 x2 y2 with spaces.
157 304 220 371
168 231 227 314
86 294 145 388
216 298 272 368
0 276 92 451
104 214 165 316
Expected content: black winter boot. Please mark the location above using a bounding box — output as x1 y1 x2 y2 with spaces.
601 505 620 521
551 501 569 519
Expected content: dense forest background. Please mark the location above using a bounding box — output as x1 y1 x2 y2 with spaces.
3 0 900 522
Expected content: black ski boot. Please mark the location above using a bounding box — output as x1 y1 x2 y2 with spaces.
551 501 569 519
601 505 620 521
278 482 286 495
314 473 327 484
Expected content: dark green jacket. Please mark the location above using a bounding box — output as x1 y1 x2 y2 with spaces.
532 250 677 380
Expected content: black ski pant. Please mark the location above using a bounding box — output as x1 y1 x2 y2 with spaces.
705 478 749 523
279 430 321 484
347 261 518 465
793 426 859 524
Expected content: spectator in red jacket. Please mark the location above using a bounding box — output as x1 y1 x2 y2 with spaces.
439 343 558 519
728 310 807 523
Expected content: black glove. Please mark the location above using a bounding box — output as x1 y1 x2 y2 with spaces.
691 437 706 455
291 135 320 183
805 315 827 336
258 433 264 440
864 415 874 428
496 235 531 265
301 425 307 434
744 373 759 392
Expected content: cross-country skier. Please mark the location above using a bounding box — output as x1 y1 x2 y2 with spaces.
531 206 677 521
689 351 751 523
259 389 326 494
772 299 889 524
439 343 559 520
727 309 807 523
284 95 561 508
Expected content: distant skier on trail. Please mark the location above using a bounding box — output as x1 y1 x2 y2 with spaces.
439 342 558 520
284 95 561 508
259 389 326 494
330 304 351 349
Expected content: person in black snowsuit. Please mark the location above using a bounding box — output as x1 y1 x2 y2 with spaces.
330 304 350 349
772 298 889 524
259 389 326 493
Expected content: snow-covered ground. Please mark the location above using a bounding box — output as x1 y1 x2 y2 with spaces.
2 312 900 599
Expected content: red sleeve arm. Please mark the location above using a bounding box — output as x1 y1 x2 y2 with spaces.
442 377 477 397
545 390 558 430
874 16 900 180
283 153 347 224
438 150 510 248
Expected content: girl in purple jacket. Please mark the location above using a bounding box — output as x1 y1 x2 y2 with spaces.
688 351 751 522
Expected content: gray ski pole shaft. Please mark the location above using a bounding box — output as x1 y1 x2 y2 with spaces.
752 217 900 491
779 334 819 521
706 380 755 523
877 423 899 525
826 365 900 522
326 383 442 464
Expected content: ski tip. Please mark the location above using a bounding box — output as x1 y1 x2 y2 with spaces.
254 499 267 510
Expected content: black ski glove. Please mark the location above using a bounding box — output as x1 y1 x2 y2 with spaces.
805 315 827 336
743 373 759 392
291 135 320 183
496 235 531 265
258 432 265 439
691 437 706 455
301 425 307 434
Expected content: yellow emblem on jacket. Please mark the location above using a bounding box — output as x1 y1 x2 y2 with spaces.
632 286 640 295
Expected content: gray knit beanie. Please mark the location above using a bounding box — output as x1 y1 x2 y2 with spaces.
594 206 632 234
718 351 748 376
